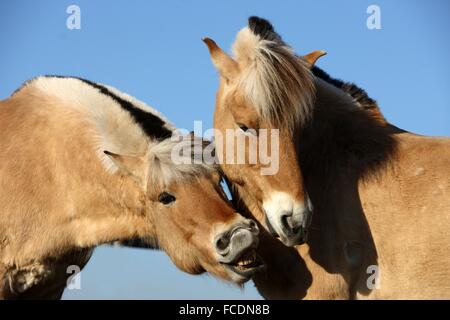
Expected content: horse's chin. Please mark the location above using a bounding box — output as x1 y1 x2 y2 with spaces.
278 233 307 247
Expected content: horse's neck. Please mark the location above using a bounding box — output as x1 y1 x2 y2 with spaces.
0 89 152 268
300 78 398 201
296 79 395 288
49 162 152 253
235 80 398 299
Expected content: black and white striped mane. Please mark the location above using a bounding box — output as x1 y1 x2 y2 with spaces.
14 76 216 187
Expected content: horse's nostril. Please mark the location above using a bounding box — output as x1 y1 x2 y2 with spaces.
280 212 303 236
248 220 259 232
215 234 230 253
280 214 290 230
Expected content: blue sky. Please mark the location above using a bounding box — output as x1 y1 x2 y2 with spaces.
0 1 448 299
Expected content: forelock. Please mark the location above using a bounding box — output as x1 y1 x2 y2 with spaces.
231 17 316 132
147 135 218 192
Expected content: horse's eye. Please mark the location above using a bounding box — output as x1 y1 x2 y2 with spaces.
237 123 249 132
158 192 176 205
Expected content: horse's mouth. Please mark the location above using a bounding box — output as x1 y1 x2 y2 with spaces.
222 249 264 278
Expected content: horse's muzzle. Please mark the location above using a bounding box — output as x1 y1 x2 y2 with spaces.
215 219 264 280
264 207 312 246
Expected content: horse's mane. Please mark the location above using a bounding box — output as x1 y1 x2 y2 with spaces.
15 76 217 188
311 66 387 125
232 17 316 133
231 17 386 131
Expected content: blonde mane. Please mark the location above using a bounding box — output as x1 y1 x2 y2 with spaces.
232 18 316 132
146 134 217 191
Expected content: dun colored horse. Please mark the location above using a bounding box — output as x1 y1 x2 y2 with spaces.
0 76 262 299
204 17 450 299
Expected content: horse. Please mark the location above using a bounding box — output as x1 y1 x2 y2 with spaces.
204 16 450 299
0 76 263 299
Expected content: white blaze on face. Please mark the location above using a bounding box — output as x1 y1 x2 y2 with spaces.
262 191 307 238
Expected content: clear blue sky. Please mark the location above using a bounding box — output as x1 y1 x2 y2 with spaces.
0 1 448 299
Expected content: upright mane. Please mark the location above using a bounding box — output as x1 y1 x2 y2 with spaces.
232 17 316 132
14 76 216 188
311 67 387 125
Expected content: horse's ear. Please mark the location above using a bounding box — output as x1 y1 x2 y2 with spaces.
203 37 239 82
104 150 147 188
302 50 327 68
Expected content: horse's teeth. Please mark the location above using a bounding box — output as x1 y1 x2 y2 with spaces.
235 250 257 267
237 259 253 266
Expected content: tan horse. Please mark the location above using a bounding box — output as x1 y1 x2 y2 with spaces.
204 16 450 299
0 76 263 299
